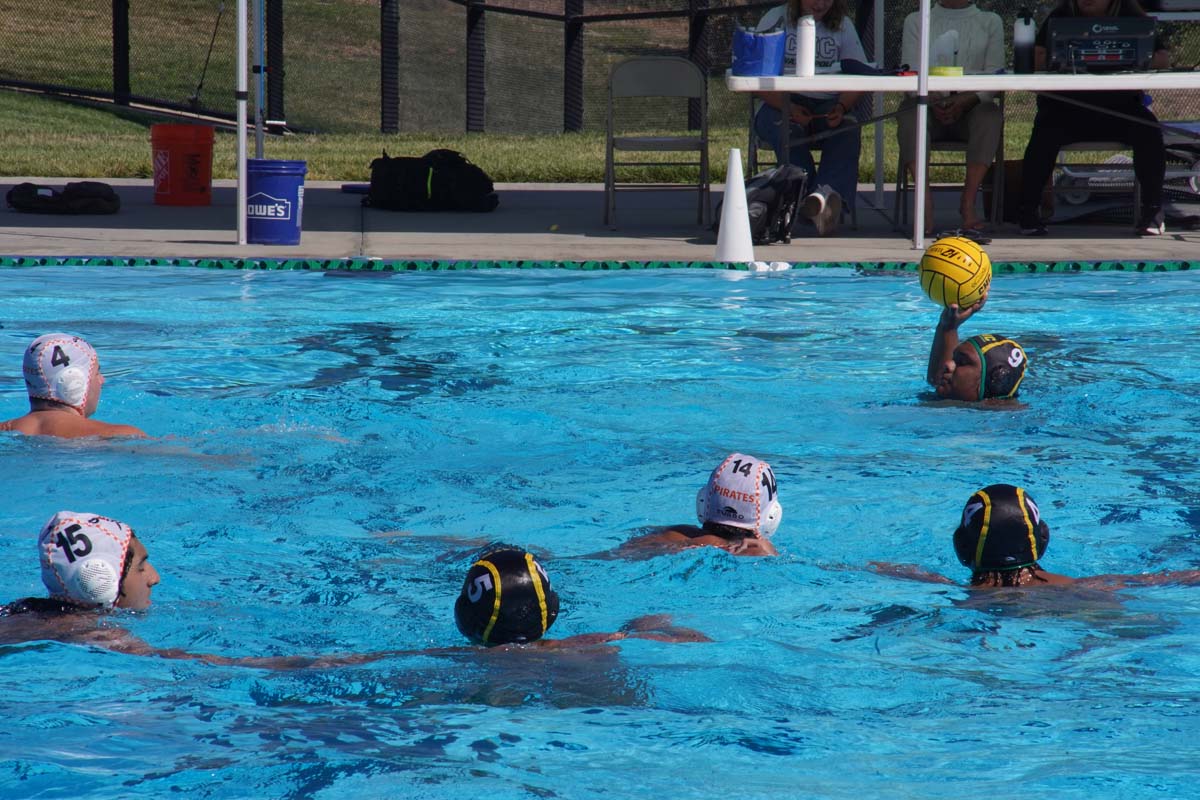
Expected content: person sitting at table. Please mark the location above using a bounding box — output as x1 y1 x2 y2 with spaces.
1018 0 1170 237
896 1 1005 234
751 0 866 236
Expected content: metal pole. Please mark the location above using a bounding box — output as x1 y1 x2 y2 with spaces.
237 0 248 245
687 0 709 131
112 0 130 106
253 0 264 158
381 0 400 133
913 0 931 249
466 0 486 132
873 0 884 206
266 0 286 129
564 0 583 132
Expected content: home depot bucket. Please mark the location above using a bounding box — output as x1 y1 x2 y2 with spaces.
150 124 214 206
246 159 307 245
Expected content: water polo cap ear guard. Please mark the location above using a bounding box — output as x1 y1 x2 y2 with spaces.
966 335 1027 401
696 454 783 538
758 464 783 538
953 484 1050 571
38 512 134 608
23 334 98 409
454 547 560 646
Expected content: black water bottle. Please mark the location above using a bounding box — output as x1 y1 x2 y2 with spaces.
1014 9 1035 74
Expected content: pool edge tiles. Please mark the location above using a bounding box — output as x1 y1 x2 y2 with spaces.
0 256 1197 272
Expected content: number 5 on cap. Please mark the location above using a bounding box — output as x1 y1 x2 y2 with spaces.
467 573 494 603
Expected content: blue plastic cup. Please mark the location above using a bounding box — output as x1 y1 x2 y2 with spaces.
246 159 307 245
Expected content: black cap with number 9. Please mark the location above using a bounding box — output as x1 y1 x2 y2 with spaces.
966 334 1028 400
454 546 560 646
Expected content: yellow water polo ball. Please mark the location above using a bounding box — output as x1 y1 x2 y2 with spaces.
919 236 992 308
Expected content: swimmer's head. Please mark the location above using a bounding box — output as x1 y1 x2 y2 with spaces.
953 484 1050 572
966 334 1027 401
937 334 1027 402
38 511 135 608
454 546 560 646
23 334 101 413
695 453 782 538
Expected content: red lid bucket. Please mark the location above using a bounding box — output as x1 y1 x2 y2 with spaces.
150 124 215 206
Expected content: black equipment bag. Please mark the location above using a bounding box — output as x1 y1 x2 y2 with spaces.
6 181 120 214
713 164 808 245
364 149 499 212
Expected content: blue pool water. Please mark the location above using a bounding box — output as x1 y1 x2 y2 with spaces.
1 266 1199 799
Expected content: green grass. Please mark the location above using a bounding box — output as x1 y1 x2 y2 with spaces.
3 0 1193 178
1 89 1061 186
4 0 1200 136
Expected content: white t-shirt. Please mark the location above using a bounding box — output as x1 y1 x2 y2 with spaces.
901 3 1005 102
755 5 868 100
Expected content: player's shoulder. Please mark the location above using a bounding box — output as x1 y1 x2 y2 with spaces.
86 420 148 439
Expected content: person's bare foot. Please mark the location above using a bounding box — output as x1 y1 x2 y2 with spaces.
960 202 987 231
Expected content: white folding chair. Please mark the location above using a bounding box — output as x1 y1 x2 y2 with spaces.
604 56 710 227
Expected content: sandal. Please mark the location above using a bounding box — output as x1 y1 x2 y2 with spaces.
935 227 993 245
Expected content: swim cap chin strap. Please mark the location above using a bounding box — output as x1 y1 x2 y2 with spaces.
969 338 988 401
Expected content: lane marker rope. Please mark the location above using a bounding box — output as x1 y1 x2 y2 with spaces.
0 256 1194 272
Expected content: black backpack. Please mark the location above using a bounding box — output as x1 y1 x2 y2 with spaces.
6 181 121 214
713 164 808 245
364 149 499 212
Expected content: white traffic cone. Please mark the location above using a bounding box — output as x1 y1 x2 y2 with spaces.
714 148 755 263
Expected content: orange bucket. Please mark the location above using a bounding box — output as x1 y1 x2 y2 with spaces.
150 124 214 206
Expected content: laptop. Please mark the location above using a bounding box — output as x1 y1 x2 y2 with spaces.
1047 16 1157 71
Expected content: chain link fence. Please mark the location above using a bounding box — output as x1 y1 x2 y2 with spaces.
2 1 1199 134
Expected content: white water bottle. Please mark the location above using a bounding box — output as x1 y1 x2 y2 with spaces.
795 15 815 77
1014 9 1035 74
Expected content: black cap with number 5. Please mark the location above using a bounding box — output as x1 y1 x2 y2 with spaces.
454 545 560 646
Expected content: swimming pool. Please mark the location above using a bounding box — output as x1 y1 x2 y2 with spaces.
1 265 1198 798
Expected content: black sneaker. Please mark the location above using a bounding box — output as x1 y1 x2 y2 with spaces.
1018 214 1047 236
1135 207 1165 236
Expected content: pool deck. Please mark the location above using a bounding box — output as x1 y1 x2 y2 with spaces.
2 177 1198 267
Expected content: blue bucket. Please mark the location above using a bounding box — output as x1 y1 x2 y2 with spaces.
246 159 307 245
731 28 786 76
